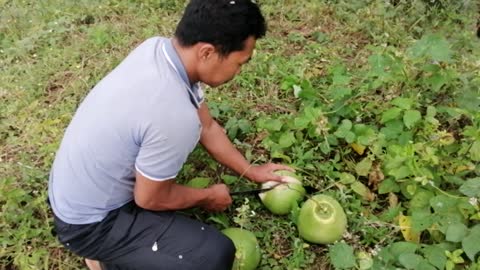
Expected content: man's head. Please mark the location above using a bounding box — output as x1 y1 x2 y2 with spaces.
174 0 266 87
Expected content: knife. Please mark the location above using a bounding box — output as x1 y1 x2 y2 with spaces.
230 187 275 196
230 185 318 196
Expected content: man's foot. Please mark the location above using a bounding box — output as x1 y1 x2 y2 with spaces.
85 259 102 270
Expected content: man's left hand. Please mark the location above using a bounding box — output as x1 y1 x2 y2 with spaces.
244 163 294 183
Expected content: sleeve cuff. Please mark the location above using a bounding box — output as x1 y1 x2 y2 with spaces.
134 164 177 181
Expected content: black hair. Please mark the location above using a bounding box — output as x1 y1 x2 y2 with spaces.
174 0 266 56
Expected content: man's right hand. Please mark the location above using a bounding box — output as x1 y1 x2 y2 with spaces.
200 184 232 212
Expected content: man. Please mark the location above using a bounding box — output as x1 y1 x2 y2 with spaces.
48 0 291 269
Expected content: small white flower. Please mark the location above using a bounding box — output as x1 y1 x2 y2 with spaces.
469 197 478 207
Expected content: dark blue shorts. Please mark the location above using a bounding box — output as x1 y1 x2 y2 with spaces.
53 202 235 270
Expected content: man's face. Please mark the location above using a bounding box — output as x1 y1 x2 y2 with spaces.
198 36 256 87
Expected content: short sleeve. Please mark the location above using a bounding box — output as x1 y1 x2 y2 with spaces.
134 126 185 181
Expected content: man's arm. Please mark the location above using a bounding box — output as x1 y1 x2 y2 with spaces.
198 103 292 183
134 171 231 211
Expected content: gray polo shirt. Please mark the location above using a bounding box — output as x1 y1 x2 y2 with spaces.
48 37 204 224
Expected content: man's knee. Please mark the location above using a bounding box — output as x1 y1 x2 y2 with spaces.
203 231 236 269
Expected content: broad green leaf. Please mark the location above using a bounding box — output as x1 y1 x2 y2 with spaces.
398 253 424 269
410 189 434 210
258 118 283 132
334 120 356 143
430 195 458 213
278 131 296 148
455 87 480 112
357 251 373 270
375 247 395 266
186 177 212 189
381 107 403 123
339 172 356 184
380 120 404 139
320 140 331 154
423 245 447 270
331 86 352 100
403 110 421 129
221 175 238 185
345 131 356 143
469 141 480 161
355 158 372 176
378 178 400 194
329 242 356 269
445 223 468 243
391 97 413 110
351 181 371 200
408 33 452 62
459 177 480 197
411 209 434 232
387 165 412 180
462 226 480 261
416 261 437 270
390 241 418 259
339 119 353 130
353 124 377 145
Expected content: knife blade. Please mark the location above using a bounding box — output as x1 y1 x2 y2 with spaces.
230 187 274 196
230 185 318 196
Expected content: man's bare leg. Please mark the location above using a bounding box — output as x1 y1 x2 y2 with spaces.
85 259 102 270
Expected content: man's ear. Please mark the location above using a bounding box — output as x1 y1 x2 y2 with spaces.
197 43 216 61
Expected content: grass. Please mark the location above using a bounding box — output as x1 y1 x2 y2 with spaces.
1 0 479 269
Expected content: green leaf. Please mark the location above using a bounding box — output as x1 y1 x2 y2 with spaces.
353 124 377 146
469 141 480 161
355 158 372 176
378 178 400 194
387 165 412 180
398 253 424 269
410 189 434 210
334 119 356 143
403 110 421 129
331 86 352 100
357 251 373 270
380 120 404 139
390 242 418 259
278 131 296 148
351 181 370 199
329 242 356 269
381 108 403 123
259 118 283 132
445 223 469 243
338 119 353 130
411 209 434 232
416 261 437 270
391 97 413 110
221 175 238 185
339 172 356 184
455 87 480 112
462 226 480 260
408 33 452 62
459 177 480 198
186 177 212 189
423 245 447 270
206 213 230 228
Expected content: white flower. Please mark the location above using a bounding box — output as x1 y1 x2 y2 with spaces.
469 197 478 207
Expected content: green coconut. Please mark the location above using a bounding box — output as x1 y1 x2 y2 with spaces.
258 170 306 215
222 228 261 270
297 194 347 244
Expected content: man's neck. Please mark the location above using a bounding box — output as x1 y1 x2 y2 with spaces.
171 38 199 85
